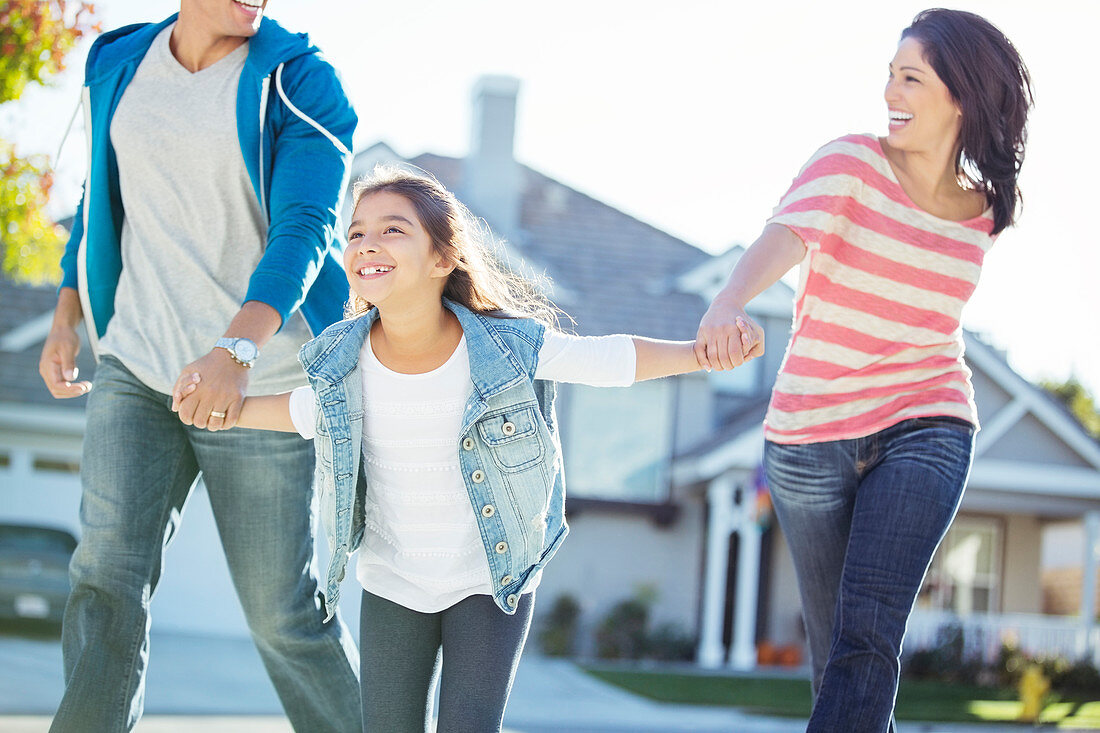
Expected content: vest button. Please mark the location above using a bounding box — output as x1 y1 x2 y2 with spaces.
481 504 495 518
495 541 508 554
462 437 474 450
500 575 513 586
472 470 485 483
502 421 516 436
506 594 519 608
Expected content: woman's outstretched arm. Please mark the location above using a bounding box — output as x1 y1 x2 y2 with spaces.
695 223 806 371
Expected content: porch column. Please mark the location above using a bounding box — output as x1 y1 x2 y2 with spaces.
728 494 761 671
697 473 735 669
1083 511 1100 658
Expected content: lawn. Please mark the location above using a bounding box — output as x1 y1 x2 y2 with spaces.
582 666 1100 729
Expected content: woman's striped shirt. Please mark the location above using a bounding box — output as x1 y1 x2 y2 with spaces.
763 133 996 445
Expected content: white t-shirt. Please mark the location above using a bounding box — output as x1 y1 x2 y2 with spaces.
289 327 636 612
100 25 311 396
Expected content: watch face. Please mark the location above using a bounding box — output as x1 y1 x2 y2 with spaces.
234 339 258 362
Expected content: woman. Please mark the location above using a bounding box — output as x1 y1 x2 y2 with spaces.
695 9 1032 731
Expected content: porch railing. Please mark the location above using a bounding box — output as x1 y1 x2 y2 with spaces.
905 609 1100 668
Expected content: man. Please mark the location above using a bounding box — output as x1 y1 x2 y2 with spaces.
38 1 361 730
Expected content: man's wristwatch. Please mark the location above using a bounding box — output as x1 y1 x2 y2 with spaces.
215 337 259 368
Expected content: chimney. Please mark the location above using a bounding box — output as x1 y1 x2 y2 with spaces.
463 75 522 240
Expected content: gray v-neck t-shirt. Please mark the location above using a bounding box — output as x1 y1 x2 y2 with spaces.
99 24 312 395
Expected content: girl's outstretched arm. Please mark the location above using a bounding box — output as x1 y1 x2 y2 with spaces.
172 373 296 432
535 330 757 388
632 337 721 381
237 393 296 432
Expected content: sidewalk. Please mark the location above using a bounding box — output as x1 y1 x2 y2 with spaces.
0 631 1038 732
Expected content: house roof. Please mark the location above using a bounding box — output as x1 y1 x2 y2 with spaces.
404 152 712 340
0 275 94 411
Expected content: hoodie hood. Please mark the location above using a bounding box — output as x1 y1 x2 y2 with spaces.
83 13 316 82
245 15 319 74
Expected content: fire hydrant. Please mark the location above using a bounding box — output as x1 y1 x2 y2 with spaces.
1018 663 1049 723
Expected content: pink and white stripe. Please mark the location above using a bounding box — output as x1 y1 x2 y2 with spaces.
764 134 996 444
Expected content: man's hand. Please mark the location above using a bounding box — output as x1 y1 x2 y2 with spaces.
39 325 93 398
172 349 249 430
39 288 92 399
172 301 282 430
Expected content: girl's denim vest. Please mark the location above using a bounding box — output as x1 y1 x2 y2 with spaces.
298 300 566 619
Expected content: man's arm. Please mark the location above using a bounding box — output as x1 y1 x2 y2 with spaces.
243 54 357 326
174 55 356 430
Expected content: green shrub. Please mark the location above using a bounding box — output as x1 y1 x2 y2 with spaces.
1050 657 1100 695
646 622 695 662
595 597 650 660
537 594 581 657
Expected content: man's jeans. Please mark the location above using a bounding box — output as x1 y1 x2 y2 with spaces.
50 356 361 733
765 416 975 733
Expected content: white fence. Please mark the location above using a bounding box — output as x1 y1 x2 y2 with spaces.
905 609 1100 668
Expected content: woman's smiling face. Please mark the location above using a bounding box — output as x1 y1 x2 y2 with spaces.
884 37 962 153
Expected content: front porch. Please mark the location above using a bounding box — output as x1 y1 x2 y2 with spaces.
906 609 1100 668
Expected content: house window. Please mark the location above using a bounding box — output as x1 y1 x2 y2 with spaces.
562 380 673 502
33 457 81 475
918 517 1002 615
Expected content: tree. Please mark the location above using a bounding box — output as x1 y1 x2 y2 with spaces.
1042 376 1100 439
0 0 98 285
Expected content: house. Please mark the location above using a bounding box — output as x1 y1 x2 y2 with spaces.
2 75 1098 673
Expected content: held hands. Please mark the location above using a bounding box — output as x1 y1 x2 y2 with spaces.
694 297 765 371
170 349 248 430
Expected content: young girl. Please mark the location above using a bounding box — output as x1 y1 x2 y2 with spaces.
176 166 753 732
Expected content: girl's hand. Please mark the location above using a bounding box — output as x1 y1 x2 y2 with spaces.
171 372 201 412
695 299 765 371
172 350 249 430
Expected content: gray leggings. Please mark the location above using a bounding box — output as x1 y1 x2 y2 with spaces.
359 589 535 733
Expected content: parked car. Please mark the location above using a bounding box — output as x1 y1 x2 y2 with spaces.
0 523 77 625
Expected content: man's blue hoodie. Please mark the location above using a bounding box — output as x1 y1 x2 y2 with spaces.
59 14 357 347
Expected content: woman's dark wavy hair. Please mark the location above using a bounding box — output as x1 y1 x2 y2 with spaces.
902 9 1033 234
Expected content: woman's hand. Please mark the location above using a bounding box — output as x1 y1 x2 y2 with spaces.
695 300 764 371
693 223 806 372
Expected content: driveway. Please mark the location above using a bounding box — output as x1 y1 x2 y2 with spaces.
0 631 1026 732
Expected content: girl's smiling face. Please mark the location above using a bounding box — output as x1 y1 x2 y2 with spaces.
884 37 962 153
344 190 453 310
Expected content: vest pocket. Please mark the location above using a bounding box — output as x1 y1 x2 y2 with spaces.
478 405 545 472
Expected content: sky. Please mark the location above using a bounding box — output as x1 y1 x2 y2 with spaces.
7 0 1098 395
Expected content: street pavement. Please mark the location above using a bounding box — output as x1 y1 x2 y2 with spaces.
0 630 1050 732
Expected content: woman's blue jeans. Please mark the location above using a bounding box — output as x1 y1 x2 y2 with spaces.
765 416 975 733
50 356 362 732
